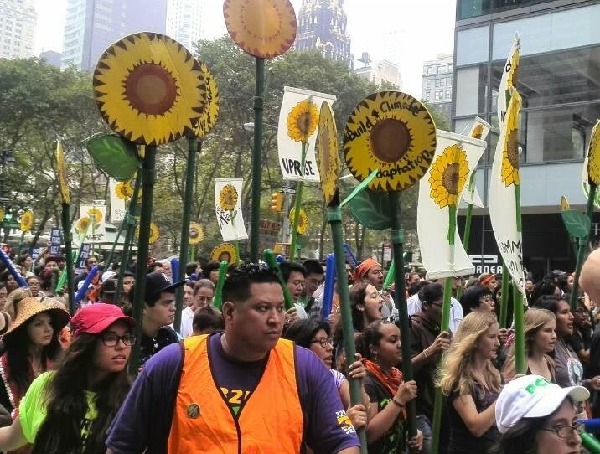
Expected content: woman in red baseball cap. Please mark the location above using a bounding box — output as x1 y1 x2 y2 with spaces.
0 303 135 453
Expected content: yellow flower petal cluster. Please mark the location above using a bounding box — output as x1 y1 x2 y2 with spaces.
586 120 600 185
289 207 309 235
87 208 103 225
194 63 220 138
500 90 522 187
136 223 159 245
316 101 340 205
20 210 34 232
115 181 133 200
56 142 70 205
211 243 236 264
75 217 91 235
287 100 319 143
428 145 469 209
219 184 239 211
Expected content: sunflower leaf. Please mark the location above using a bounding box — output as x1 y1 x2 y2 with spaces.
348 189 399 230
560 210 591 239
340 169 379 208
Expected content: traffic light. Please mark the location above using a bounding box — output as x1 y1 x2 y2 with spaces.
271 192 283 212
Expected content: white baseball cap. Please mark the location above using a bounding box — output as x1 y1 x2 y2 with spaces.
495 374 589 434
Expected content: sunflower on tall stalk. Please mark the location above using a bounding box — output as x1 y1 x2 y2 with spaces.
289 207 309 235
287 100 318 144
136 223 159 245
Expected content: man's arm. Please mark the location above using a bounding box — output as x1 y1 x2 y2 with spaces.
338 448 360 453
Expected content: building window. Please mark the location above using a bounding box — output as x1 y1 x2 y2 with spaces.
435 91 442 101
427 66 436 75
445 89 452 99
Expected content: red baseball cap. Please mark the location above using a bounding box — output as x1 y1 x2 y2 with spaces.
71 303 135 339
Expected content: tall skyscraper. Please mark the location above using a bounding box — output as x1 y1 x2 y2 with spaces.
295 0 351 65
61 0 167 71
166 0 205 53
0 0 37 59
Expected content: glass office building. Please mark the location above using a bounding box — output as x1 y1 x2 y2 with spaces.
453 0 600 276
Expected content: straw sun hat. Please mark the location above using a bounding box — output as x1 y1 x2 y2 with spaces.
3 297 70 343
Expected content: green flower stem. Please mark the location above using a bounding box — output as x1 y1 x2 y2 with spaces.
174 137 199 333
513 284 526 374
327 206 367 454
499 265 510 328
289 141 308 260
61 203 75 313
571 182 597 309
129 145 157 375
234 240 241 266
249 57 265 263
263 249 294 310
212 261 229 310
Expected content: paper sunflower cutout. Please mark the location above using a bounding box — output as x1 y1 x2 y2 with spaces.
429 144 469 209
586 120 600 185
316 101 340 206
87 208 103 225
287 99 319 143
136 222 159 245
193 63 220 138
0 207 4 223
224 0 297 59
343 91 437 192
471 124 484 139
500 91 522 187
560 195 570 211
93 32 205 146
211 243 237 264
189 223 204 245
20 210 34 232
219 184 238 211
115 181 133 200
289 207 308 235
56 142 70 205
75 217 91 235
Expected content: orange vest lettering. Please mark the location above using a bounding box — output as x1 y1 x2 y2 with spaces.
168 335 304 454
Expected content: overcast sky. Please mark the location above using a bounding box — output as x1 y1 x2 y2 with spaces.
33 0 456 97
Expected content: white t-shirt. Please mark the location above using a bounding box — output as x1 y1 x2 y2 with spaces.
406 294 463 333
180 306 195 338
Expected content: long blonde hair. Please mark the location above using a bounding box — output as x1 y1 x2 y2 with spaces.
438 311 501 396
502 308 556 381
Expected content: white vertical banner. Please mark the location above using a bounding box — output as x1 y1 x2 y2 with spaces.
277 86 337 182
109 179 126 223
497 36 520 131
79 201 107 243
417 130 486 279
461 117 490 208
215 178 248 241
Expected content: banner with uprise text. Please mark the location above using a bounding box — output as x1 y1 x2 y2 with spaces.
215 178 248 241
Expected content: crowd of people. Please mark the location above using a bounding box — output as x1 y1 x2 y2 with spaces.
1 247 600 452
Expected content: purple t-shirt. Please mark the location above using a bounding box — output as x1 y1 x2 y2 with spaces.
106 333 359 453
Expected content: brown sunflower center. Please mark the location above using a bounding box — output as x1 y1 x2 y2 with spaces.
506 130 520 169
442 163 460 195
369 118 411 164
125 63 177 116
296 112 314 135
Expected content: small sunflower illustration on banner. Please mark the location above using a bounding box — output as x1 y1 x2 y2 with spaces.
288 207 308 235
343 91 437 192
79 204 107 244
417 130 485 279
215 178 248 242
20 210 34 233
211 243 237 264
93 32 206 146
74 217 91 237
115 181 133 200
277 86 337 183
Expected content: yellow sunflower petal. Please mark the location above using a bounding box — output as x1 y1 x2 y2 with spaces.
344 91 437 192
586 120 600 185
93 32 205 146
428 144 469 209
219 184 239 211
224 0 297 59
500 90 522 187
193 63 220 138
211 243 237 264
287 99 319 143
56 142 70 205
87 208 103 225
316 101 340 205
20 210 34 232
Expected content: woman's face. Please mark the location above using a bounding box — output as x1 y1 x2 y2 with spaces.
27 313 54 347
555 300 574 337
362 284 383 323
533 320 557 354
475 322 500 360
309 328 334 369
373 323 402 366
6 275 18 292
535 399 581 454
476 294 495 312
0 286 7 310
23 256 32 269
193 286 214 310
94 321 133 375
27 277 40 297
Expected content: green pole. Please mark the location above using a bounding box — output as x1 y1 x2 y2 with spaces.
383 259 395 290
388 192 417 440
571 183 596 309
582 432 600 453
249 57 265 263
264 249 294 310
61 203 75 313
289 142 308 261
174 137 199 332
499 265 510 328
115 172 141 305
212 261 229 310
129 146 157 375
327 205 367 453
462 173 476 250
513 284 526 373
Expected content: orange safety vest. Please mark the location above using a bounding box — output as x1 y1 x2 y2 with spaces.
168 334 304 454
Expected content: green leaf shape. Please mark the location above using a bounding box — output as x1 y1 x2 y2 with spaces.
560 210 592 239
340 169 378 208
84 133 139 181
348 189 399 230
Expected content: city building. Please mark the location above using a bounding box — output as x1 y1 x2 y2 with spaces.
355 57 402 88
422 54 453 125
0 0 36 59
39 50 62 67
453 0 600 277
295 0 351 65
166 0 205 52
61 0 167 71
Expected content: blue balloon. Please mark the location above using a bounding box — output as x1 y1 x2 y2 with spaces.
74 265 99 304
322 253 336 319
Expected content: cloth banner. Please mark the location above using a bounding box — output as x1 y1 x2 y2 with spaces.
277 86 337 182
49 227 62 255
214 178 248 241
109 179 126 223
417 130 486 279
78 201 107 244
461 117 490 208
497 36 520 132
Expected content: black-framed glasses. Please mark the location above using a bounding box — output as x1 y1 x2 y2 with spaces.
311 338 333 348
101 332 136 347
540 422 584 439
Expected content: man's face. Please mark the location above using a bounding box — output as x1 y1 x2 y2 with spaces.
144 292 175 328
367 266 384 290
304 273 323 297
208 270 219 284
183 285 194 307
44 260 58 272
286 271 305 300
122 277 134 294
227 282 285 356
